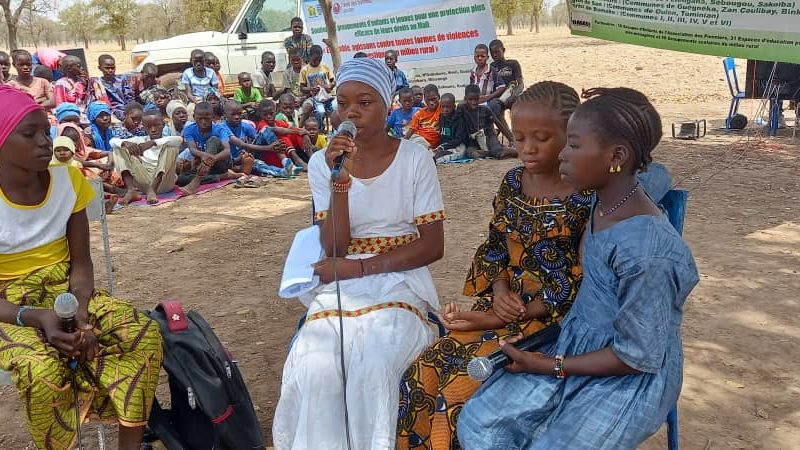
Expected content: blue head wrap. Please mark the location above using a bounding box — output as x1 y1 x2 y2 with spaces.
86 101 113 151
335 58 396 109
54 102 80 123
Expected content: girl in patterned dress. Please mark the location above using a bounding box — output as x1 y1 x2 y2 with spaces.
397 82 591 449
457 88 699 449
273 58 445 449
0 85 163 449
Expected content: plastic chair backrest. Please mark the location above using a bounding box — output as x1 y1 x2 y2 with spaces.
723 57 741 98
659 190 688 235
86 178 106 222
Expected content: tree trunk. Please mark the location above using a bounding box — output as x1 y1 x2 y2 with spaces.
5 21 18 51
506 12 513 36
119 35 126 51
319 0 342 72
534 15 540 33
83 37 90 48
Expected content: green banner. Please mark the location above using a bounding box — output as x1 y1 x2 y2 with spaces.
567 0 800 64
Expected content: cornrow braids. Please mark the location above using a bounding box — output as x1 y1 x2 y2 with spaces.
512 81 581 124
578 87 661 171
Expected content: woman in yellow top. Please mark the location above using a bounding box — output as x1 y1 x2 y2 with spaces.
0 85 163 450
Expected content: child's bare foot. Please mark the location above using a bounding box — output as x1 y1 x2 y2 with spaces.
145 188 158 204
179 177 202 196
121 190 141 205
104 195 119 214
242 154 255 176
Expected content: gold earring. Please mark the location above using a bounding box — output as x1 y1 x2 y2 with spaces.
615 165 622 173
609 166 616 173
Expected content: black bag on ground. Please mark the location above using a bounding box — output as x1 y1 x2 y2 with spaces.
145 301 266 450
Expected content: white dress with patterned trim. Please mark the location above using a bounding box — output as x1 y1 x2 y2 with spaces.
273 139 445 450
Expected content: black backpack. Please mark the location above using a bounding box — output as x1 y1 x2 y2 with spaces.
145 301 266 450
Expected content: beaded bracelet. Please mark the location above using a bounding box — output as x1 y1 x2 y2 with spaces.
16 306 34 327
331 177 352 193
554 354 566 379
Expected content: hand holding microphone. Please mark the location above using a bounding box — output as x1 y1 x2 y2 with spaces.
326 120 358 182
45 293 97 363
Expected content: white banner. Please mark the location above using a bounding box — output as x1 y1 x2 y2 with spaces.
303 0 497 93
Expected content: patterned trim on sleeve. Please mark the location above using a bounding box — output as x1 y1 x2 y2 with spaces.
414 210 446 226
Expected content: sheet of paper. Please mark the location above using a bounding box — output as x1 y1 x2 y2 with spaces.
279 225 323 299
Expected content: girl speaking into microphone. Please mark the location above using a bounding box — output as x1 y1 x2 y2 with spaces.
272 58 445 448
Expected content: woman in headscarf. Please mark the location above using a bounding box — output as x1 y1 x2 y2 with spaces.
85 101 114 152
164 99 190 137
272 58 445 449
0 85 163 450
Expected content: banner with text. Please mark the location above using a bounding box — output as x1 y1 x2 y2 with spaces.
303 0 497 93
567 0 800 64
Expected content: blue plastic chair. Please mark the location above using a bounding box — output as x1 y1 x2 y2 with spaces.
658 189 689 450
723 57 747 129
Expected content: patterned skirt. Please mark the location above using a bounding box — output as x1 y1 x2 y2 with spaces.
0 262 163 450
396 298 551 450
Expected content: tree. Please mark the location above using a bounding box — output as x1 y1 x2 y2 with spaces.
182 0 239 32
318 0 342 72
0 0 49 50
552 1 569 28
154 0 180 36
490 0 532 36
93 0 136 50
60 0 97 48
529 0 544 33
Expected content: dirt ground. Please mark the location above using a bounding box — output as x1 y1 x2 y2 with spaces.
2 27 800 449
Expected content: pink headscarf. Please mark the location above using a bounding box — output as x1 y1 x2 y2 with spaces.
0 85 45 150
36 48 66 69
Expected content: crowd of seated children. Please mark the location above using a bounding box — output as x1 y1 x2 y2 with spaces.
235 71 264 118
256 99 313 170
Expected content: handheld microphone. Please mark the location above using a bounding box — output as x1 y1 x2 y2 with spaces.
331 120 357 179
54 292 79 333
466 324 561 381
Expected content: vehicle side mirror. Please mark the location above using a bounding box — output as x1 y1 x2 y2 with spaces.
238 32 248 41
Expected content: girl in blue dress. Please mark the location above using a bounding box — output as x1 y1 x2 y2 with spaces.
456 87 700 449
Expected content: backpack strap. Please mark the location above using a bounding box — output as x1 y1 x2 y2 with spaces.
158 301 189 333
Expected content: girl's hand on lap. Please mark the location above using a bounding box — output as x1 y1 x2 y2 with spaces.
313 258 360 284
442 304 504 332
38 311 82 359
492 290 526 323
501 335 554 374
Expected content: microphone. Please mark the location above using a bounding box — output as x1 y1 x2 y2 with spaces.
466 324 561 381
54 292 79 333
331 120 357 179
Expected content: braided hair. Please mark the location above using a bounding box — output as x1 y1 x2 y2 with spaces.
576 87 661 171
512 81 581 125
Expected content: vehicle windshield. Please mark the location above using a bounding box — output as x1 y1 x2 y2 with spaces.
242 0 297 33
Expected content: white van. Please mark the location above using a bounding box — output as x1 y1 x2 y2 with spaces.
131 0 496 95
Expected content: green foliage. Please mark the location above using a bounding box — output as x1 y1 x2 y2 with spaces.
59 0 97 47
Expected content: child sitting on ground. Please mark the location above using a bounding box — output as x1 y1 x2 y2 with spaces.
256 99 312 169
300 45 336 131
251 51 277 99
276 93 300 127
223 100 295 183
111 110 182 204
405 84 441 150
282 48 305 100
111 102 147 139
7 50 54 109
411 85 425 108
51 135 82 169
304 117 327 151
53 55 87 107
432 93 467 163
152 88 171 118
234 72 263 118
457 84 506 159
386 87 419 138
180 49 220 103
177 101 238 194
88 54 134 121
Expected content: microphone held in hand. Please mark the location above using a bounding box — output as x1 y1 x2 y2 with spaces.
331 120 358 179
466 324 562 381
54 292 79 333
